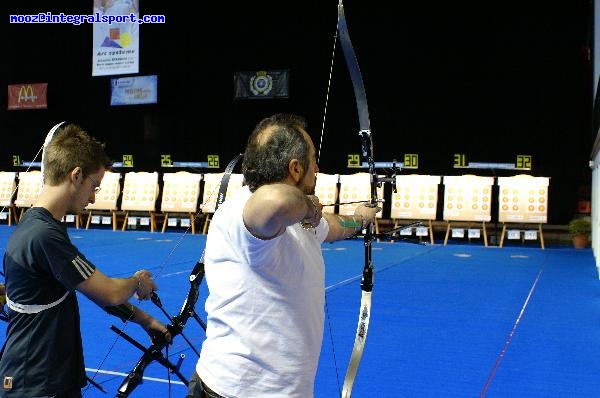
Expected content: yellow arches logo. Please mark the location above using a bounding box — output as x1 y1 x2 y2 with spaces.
8 83 47 110
17 85 37 103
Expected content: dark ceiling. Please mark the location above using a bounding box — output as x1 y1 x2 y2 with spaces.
3 0 594 223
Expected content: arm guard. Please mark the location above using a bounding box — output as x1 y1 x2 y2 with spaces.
105 303 136 323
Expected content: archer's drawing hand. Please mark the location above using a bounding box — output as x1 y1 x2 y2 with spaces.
301 195 323 229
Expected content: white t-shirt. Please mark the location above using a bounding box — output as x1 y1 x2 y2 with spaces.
197 186 329 398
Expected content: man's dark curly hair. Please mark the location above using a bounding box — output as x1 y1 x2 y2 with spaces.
242 114 310 192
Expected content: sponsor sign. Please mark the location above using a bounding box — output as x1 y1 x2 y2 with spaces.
110 75 157 105
7 83 48 110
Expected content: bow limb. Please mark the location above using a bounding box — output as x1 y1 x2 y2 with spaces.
336 2 377 397
0 121 65 217
215 153 243 211
150 261 207 356
40 121 66 186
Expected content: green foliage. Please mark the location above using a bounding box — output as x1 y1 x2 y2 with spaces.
568 217 591 236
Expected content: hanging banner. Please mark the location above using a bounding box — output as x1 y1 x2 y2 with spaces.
111 75 157 105
7 83 48 110
92 0 140 76
233 69 290 99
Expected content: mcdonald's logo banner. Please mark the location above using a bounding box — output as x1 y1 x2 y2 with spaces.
7 83 48 110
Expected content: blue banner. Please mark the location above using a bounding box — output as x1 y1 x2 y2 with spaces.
110 75 157 105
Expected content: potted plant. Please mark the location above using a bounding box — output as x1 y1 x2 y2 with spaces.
568 217 591 249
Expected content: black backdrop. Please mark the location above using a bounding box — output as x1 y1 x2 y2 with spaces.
2 1 594 224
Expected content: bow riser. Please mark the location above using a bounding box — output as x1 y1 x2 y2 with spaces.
111 261 206 397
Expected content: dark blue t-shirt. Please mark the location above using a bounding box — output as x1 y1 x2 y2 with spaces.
0 207 96 397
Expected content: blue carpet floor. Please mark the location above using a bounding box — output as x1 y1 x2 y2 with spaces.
0 226 598 397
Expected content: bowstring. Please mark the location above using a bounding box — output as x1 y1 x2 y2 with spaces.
317 11 340 165
320 10 344 396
